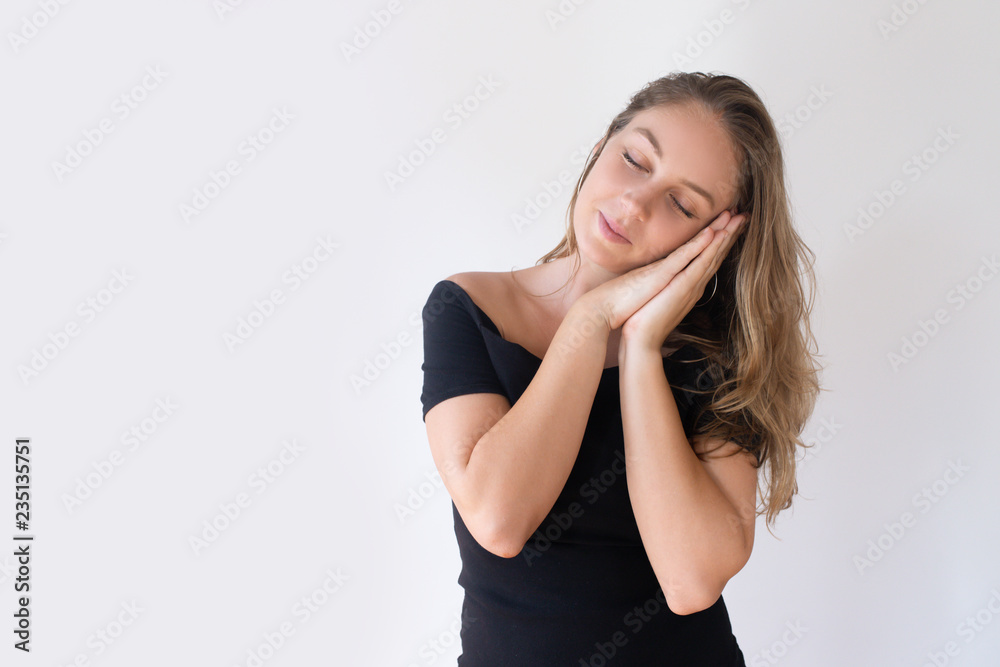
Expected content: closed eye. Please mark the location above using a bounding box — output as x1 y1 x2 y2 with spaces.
620 149 696 219
670 195 695 219
621 149 644 171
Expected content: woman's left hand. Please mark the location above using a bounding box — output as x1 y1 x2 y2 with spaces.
620 209 746 355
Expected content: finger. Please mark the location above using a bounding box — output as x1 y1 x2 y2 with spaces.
695 215 746 284
707 209 733 232
646 227 720 276
651 234 725 303
616 227 716 305
683 227 733 288
720 215 747 256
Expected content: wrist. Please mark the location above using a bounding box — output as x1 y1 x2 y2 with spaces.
566 299 613 338
618 333 665 365
552 301 611 363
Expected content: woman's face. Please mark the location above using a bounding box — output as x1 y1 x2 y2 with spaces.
573 103 741 274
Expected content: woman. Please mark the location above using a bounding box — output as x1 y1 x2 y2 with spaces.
420 71 821 665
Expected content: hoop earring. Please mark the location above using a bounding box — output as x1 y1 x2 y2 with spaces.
695 274 718 307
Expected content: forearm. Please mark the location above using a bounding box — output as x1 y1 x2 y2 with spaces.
463 304 610 556
619 342 750 613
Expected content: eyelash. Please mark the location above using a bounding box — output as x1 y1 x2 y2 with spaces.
620 149 695 219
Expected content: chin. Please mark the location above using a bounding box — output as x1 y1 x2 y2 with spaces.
576 236 634 276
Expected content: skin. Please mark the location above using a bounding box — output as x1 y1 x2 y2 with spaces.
574 103 742 276
511 101 747 361
425 100 759 616
524 101 759 613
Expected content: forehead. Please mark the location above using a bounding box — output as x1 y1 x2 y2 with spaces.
624 104 740 202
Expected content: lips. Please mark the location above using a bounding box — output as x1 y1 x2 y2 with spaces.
599 211 630 242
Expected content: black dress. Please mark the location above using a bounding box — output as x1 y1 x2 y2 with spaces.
420 279 747 666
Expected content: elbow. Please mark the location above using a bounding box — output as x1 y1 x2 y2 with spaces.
479 530 525 559
467 513 527 559
485 539 524 559
449 485 526 559
663 573 728 616
666 588 722 616
664 548 753 615
451 486 528 559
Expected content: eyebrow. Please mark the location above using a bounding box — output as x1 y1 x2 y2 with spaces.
632 126 716 208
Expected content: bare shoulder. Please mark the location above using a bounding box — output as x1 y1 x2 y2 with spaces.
445 271 508 297
444 272 513 332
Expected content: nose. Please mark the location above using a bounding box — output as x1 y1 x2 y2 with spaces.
619 183 654 223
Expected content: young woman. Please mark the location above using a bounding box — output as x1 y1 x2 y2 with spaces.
420 71 821 665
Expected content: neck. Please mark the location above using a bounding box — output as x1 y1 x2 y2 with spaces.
527 253 621 306
513 253 626 345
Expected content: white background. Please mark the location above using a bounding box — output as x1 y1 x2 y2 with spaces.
2 1 999 665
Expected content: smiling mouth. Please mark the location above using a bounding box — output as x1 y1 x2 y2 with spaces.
599 211 631 243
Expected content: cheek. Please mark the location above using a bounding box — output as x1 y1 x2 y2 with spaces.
573 164 613 220
650 227 702 260
584 158 621 192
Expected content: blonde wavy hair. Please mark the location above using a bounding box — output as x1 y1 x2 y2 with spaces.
534 71 823 531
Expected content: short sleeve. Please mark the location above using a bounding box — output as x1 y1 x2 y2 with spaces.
665 347 718 438
420 280 507 422
668 346 762 463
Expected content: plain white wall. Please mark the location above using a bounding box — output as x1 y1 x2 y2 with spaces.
2 0 998 665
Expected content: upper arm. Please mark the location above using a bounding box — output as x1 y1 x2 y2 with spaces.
678 353 758 561
420 276 512 531
690 434 759 563
424 393 511 516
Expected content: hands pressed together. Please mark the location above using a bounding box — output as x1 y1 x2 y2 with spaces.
576 209 748 353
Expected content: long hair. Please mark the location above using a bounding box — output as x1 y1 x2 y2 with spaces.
535 71 823 531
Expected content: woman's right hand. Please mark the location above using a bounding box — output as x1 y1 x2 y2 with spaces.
573 210 741 333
